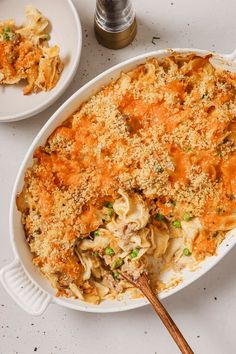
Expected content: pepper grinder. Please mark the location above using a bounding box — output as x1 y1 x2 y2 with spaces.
94 0 137 49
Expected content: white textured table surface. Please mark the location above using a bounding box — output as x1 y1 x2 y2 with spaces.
1 0 236 353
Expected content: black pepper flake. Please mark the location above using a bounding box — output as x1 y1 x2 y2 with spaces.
144 331 148 334
203 287 206 291
171 2 174 5
1 304 5 306
197 335 200 338
34 348 38 352
152 36 160 45
214 297 217 301
31 323 35 326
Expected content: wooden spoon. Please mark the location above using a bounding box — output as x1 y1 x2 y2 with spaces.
120 271 194 354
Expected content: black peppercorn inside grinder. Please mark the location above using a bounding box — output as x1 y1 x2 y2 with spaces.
94 0 137 49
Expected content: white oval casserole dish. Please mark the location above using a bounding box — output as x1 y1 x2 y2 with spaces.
1 48 236 315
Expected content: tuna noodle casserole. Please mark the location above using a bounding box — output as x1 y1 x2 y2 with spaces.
17 53 236 304
0 6 63 94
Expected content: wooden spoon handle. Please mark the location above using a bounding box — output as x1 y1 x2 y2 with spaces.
139 276 194 354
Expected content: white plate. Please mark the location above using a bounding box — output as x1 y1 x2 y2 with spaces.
0 0 82 122
1 48 236 315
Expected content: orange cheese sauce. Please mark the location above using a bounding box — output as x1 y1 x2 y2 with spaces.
165 80 185 100
0 41 16 76
193 231 216 260
168 146 191 184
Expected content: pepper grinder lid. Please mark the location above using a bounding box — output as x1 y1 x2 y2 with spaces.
94 0 137 49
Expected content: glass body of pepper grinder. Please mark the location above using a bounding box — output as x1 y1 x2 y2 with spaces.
94 0 137 49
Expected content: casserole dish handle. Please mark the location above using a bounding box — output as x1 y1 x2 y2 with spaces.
0 259 51 315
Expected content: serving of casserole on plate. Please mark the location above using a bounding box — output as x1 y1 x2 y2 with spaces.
1 48 236 315
0 0 82 122
0 5 63 95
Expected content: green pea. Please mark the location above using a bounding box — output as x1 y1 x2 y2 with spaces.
105 247 114 256
183 248 191 256
172 220 181 228
111 258 124 270
92 251 99 257
112 271 120 280
129 248 140 259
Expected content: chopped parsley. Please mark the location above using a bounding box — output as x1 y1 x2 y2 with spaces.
216 207 223 214
104 201 113 208
183 212 192 221
104 202 114 218
3 32 10 41
155 213 165 221
2 26 13 41
92 251 99 257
